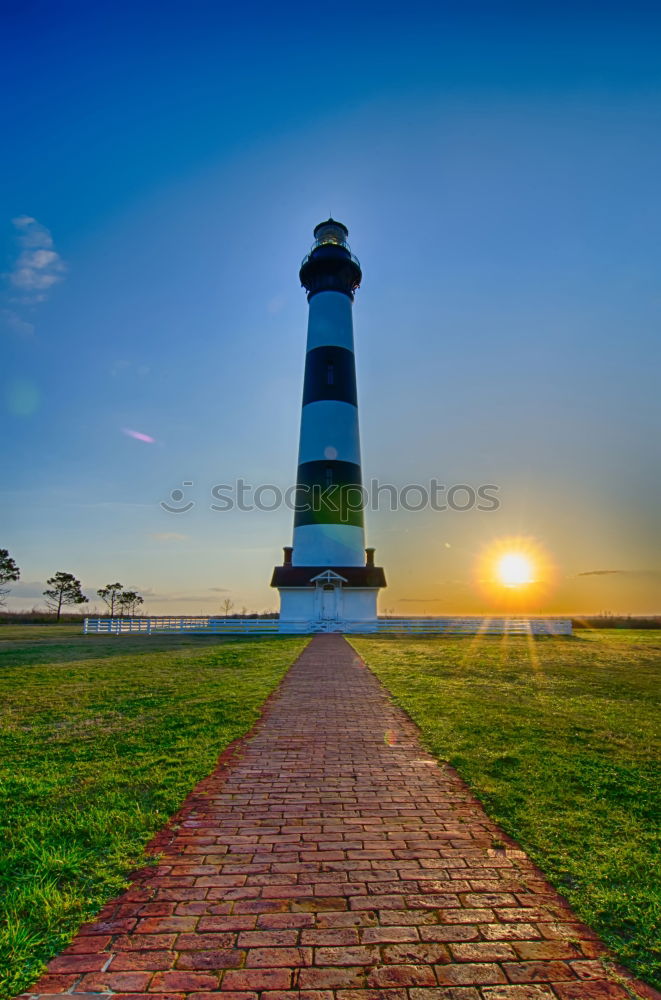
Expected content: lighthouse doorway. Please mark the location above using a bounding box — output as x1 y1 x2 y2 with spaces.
310 570 347 623
321 584 339 621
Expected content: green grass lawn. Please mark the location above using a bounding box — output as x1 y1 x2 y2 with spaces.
352 630 661 988
0 626 307 998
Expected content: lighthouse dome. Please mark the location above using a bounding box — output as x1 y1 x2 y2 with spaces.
300 219 362 299
313 219 349 246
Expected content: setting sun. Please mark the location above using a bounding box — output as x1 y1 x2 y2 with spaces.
497 552 535 587
476 536 555 608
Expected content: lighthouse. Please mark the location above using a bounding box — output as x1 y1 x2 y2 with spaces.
271 219 386 626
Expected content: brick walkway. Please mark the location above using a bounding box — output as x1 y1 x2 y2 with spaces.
22 635 653 1000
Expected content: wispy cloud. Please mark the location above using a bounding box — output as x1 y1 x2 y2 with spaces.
142 591 229 603
577 569 625 576
122 427 156 444
149 532 188 542
577 569 660 577
0 308 34 337
210 586 230 593
6 216 67 304
135 587 230 601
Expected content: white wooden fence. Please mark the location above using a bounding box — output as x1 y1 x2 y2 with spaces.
83 617 572 636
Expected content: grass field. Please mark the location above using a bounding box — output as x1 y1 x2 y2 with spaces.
2 626 659 995
0 626 307 998
352 629 661 989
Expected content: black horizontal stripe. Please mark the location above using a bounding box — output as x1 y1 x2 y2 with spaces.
302 346 357 407
293 459 364 528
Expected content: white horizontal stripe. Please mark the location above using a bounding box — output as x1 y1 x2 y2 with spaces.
306 291 355 351
292 523 366 566
297 400 361 465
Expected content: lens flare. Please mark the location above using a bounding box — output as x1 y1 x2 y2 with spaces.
6 378 39 417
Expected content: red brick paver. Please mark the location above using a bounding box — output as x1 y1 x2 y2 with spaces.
20 635 656 1000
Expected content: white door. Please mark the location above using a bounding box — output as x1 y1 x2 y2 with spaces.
321 586 338 620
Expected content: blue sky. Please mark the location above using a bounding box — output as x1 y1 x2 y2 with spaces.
2 0 660 614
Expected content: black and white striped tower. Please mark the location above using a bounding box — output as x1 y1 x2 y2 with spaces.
272 220 386 625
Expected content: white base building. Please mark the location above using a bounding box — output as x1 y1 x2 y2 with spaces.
276 567 382 625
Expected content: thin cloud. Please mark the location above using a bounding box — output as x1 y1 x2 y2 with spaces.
210 586 230 593
136 588 230 602
7 216 66 303
12 216 53 249
122 427 156 444
1 309 34 337
577 569 660 577
577 569 624 576
149 532 188 542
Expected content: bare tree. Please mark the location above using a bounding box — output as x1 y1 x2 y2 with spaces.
221 597 234 617
0 548 20 607
97 582 123 616
117 590 144 617
44 572 87 622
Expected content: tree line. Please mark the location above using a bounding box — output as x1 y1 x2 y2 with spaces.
1 549 144 622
